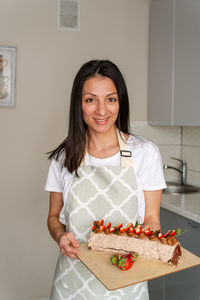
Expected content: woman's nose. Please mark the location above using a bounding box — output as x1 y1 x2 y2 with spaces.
95 100 107 115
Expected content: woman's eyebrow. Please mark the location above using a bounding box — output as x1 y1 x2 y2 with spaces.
82 92 96 97
82 92 118 96
107 92 118 96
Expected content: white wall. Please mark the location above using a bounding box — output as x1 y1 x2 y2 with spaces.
0 1 151 299
132 123 200 187
131 122 182 183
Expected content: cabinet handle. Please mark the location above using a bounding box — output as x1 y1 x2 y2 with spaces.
187 222 200 229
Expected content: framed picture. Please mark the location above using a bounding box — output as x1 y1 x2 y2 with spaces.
57 0 80 31
0 46 16 107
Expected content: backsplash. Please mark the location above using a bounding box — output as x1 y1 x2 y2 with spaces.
130 122 200 187
182 127 200 187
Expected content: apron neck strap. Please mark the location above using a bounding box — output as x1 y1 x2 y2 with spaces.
81 129 132 167
117 129 133 167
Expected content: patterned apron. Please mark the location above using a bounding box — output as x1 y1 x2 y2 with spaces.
50 130 149 300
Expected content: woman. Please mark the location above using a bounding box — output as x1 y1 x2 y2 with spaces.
45 60 166 299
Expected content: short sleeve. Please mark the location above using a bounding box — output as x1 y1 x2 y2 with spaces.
141 143 167 191
44 159 63 192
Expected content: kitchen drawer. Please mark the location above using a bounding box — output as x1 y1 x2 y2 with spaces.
149 208 200 300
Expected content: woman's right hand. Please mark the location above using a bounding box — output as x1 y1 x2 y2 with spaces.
47 192 80 259
57 232 80 259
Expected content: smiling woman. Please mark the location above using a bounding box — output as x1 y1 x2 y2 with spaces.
48 60 130 174
45 60 166 299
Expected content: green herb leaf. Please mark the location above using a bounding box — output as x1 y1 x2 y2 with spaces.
154 230 160 236
176 228 188 236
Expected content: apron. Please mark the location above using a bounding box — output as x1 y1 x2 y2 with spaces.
50 130 149 300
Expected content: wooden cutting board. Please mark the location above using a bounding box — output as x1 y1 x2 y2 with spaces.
78 243 200 291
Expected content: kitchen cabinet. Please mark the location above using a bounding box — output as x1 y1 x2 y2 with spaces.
148 207 200 300
148 0 200 126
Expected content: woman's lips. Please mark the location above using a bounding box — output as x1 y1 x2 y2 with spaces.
93 117 110 125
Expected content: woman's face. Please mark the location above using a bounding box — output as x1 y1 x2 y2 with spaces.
82 75 119 135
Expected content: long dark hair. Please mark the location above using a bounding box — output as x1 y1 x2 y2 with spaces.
48 60 130 175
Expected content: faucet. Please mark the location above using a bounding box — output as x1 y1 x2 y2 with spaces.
163 157 187 185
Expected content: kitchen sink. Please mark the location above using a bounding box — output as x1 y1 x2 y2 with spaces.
163 182 200 194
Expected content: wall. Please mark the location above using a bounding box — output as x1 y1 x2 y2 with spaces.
0 1 151 300
131 122 181 183
132 123 200 187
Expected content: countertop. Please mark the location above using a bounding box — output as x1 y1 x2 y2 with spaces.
161 193 200 224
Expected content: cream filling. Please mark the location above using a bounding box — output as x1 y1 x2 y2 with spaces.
88 232 180 264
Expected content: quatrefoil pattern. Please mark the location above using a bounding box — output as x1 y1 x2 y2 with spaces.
51 165 148 299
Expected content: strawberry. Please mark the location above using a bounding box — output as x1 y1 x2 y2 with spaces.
91 225 96 231
158 232 164 239
127 252 138 263
144 226 150 231
109 227 116 233
164 230 171 237
117 254 124 260
128 227 135 233
105 221 111 228
98 219 104 226
170 230 176 236
116 223 123 229
110 254 119 265
118 256 132 271
100 225 105 231
135 226 142 235
144 229 153 236
126 223 133 230
120 228 127 233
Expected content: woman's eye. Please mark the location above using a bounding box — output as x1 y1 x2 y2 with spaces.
85 98 94 103
108 97 117 102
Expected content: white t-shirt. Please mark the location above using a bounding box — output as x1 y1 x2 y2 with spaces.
45 134 167 224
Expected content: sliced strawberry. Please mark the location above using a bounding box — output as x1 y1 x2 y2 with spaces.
164 230 171 237
98 219 104 226
158 232 164 239
105 221 111 228
144 229 153 236
136 224 142 229
170 230 176 236
99 225 105 231
91 225 96 231
126 223 133 230
109 227 116 233
135 226 142 235
116 223 123 229
128 227 135 233
144 226 150 231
